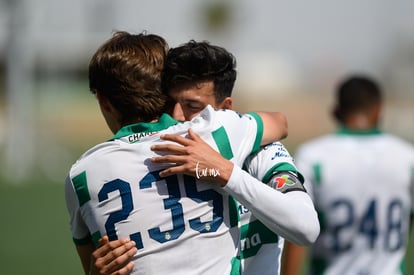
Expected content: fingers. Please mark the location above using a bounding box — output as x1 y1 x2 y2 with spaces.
159 132 193 146
150 128 204 178
152 155 196 177
103 243 137 274
151 154 190 165
151 128 201 153
158 165 194 177
92 238 137 275
110 261 135 275
187 128 202 142
93 238 128 258
98 235 109 248
151 143 187 155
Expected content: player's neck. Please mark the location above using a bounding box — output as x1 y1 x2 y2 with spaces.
344 115 378 131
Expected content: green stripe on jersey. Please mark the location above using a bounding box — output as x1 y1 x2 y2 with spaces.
212 126 233 160
247 112 264 153
110 113 179 141
92 231 102 248
72 171 90 207
73 234 92 245
230 256 241 275
400 257 406 275
312 163 322 186
239 220 278 259
262 162 299 183
336 127 382 136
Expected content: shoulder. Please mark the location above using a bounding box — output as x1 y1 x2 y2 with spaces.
251 142 293 161
68 141 119 175
79 141 118 160
212 107 257 123
192 106 261 136
187 106 251 127
244 142 298 180
296 135 334 154
382 133 414 156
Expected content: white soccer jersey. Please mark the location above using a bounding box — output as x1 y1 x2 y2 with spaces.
238 142 305 275
295 128 414 275
65 106 264 275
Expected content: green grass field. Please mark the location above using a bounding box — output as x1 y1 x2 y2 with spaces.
0 180 83 275
1 178 414 275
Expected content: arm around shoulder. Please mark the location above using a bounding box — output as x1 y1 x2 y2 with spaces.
255 111 288 145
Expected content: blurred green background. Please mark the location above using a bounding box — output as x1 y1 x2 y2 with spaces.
0 180 83 274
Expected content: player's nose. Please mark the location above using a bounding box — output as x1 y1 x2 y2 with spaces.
172 103 185 122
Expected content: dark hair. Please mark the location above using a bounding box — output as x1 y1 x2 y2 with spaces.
333 75 382 123
89 31 169 124
162 40 237 104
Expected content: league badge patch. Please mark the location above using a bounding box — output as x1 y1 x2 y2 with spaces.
275 175 294 189
269 172 306 193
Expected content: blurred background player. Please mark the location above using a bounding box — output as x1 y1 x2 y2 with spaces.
93 40 319 275
282 75 414 275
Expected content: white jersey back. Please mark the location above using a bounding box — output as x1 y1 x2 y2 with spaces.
65 106 264 275
239 142 300 275
295 130 414 275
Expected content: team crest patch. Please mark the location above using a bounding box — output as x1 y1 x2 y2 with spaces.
269 172 305 193
275 175 294 189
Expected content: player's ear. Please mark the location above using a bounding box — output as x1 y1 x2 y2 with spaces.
220 97 233 110
370 101 382 125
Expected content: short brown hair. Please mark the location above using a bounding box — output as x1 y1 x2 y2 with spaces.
89 31 169 124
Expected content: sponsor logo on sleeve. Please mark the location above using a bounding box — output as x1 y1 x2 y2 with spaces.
269 172 306 193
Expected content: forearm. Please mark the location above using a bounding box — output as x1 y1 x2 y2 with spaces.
256 111 288 144
281 242 309 275
75 243 94 274
223 165 320 246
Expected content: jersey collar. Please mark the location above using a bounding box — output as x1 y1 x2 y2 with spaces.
336 126 382 136
109 113 179 140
